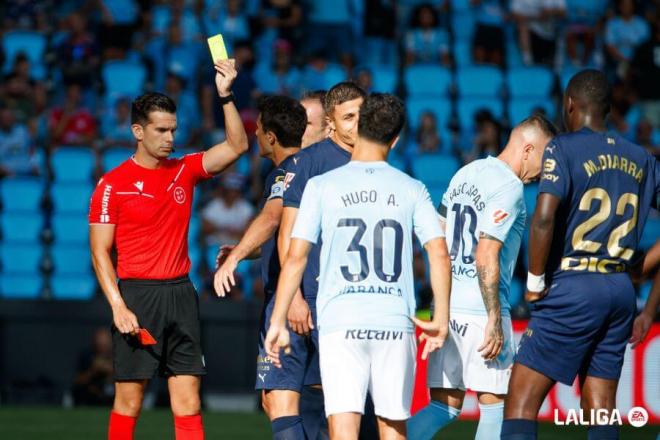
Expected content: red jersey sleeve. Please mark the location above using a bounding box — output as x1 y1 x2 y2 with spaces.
88 178 119 224
184 152 212 183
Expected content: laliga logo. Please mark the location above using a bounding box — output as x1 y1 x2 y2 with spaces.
554 407 648 427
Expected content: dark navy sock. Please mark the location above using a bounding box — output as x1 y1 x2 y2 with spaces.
300 386 327 440
587 425 619 440
271 415 305 440
501 419 537 440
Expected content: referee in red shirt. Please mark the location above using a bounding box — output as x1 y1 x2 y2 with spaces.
88 60 247 440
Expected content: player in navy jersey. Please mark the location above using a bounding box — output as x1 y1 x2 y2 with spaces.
212 95 308 439
502 70 660 440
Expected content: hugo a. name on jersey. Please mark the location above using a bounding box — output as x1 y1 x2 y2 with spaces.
539 128 660 277
291 161 444 335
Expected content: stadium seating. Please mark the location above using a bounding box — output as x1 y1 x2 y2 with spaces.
456 66 503 98
406 97 452 132
560 65 581 91
0 177 44 212
457 97 504 130
509 98 557 125
102 147 132 172
451 12 476 41
640 217 659 251
452 40 472 67
0 243 42 274
0 274 42 298
52 215 89 245
102 60 147 103
411 155 460 187
50 275 97 300
50 147 96 183
1 213 43 244
50 183 94 214
1 30 46 73
506 66 555 98
404 65 452 97
51 246 92 276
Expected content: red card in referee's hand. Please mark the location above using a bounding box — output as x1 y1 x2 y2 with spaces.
138 328 157 346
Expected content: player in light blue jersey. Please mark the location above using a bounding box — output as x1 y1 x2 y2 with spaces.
265 93 452 440
408 116 558 440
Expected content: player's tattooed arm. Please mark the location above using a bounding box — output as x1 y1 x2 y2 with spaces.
475 233 504 360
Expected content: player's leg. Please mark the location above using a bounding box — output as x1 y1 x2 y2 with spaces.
301 319 329 440
580 376 620 440
328 413 361 440
110 380 148 439
262 389 306 440
407 388 463 440
168 375 204 440
376 416 406 440
475 393 505 440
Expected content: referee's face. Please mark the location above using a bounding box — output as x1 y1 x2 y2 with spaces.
139 111 177 159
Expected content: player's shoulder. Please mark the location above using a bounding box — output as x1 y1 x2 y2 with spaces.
97 158 134 186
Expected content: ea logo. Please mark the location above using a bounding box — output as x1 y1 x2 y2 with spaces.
174 186 186 204
627 407 648 427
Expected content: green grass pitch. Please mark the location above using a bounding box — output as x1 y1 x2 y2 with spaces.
0 407 657 439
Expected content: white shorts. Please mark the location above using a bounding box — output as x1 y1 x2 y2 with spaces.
427 312 515 395
319 329 416 420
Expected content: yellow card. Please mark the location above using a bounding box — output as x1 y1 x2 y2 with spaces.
207 34 228 62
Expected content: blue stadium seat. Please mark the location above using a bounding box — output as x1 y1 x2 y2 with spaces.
102 147 132 172
404 65 452 97
388 155 407 173
50 183 93 214
301 64 348 92
453 40 472 67
1 30 47 73
0 177 43 212
509 98 557 125
457 97 503 130
456 66 503 98
51 275 96 300
102 60 147 101
505 32 525 68
452 0 472 11
639 217 659 251
507 66 555 99
53 215 89 244
523 183 539 218
189 214 201 246
51 147 96 183
411 155 460 187
0 243 42 274
369 65 398 93
322 64 348 89
0 274 42 299
51 246 92 275
560 66 581 91
426 183 448 207
1 213 43 244
406 98 452 131
451 12 476 41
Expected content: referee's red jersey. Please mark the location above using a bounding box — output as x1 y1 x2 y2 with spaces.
89 152 211 279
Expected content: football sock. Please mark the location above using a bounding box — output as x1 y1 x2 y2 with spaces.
407 400 460 440
475 402 504 440
271 415 305 440
174 414 204 440
300 386 328 440
500 419 537 440
587 425 619 440
108 411 137 440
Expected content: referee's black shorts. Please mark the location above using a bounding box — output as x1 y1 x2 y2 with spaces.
112 276 206 381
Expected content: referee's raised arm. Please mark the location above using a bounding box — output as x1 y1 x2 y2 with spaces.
201 59 249 176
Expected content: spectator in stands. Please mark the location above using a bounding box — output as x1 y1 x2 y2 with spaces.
511 0 566 66
260 0 303 53
635 119 660 157
355 65 374 93
48 82 97 148
2 0 50 32
100 97 133 148
471 0 507 66
629 15 660 126
56 12 100 87
0 106 37 178
461 109 502 164
0 71 46 131
605 0 650 76
203 0 250 53
164 72 200 147
96 0 139 59
607 79 640 139
363 0 397 65
164 24 200 92
305 0 354 65
405 3 451 66
414 111 443 155
201 173 255 246
72 328 114 406
255 39 301 97
564 0 604 66
300 50 340 91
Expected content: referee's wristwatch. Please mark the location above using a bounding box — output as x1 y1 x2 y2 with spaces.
218 93 235 105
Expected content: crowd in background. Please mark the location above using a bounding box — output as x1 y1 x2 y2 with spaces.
0 0 658 314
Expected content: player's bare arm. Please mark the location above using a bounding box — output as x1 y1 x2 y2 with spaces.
526 193 561 302
202 60 249 175
89 224 139 336
265 238 313 367
278 206 313 335
630 241 660 348
414 237 451 360
214 198 283 296
475 233 504 361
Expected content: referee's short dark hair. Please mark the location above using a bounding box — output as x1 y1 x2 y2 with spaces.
131 92 177 125
358 93 406 146
565 69 611 118
324 82 366 116
257 95 307 148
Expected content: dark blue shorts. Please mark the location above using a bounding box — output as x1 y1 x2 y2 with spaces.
515 273 635 385
255 297 321 391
